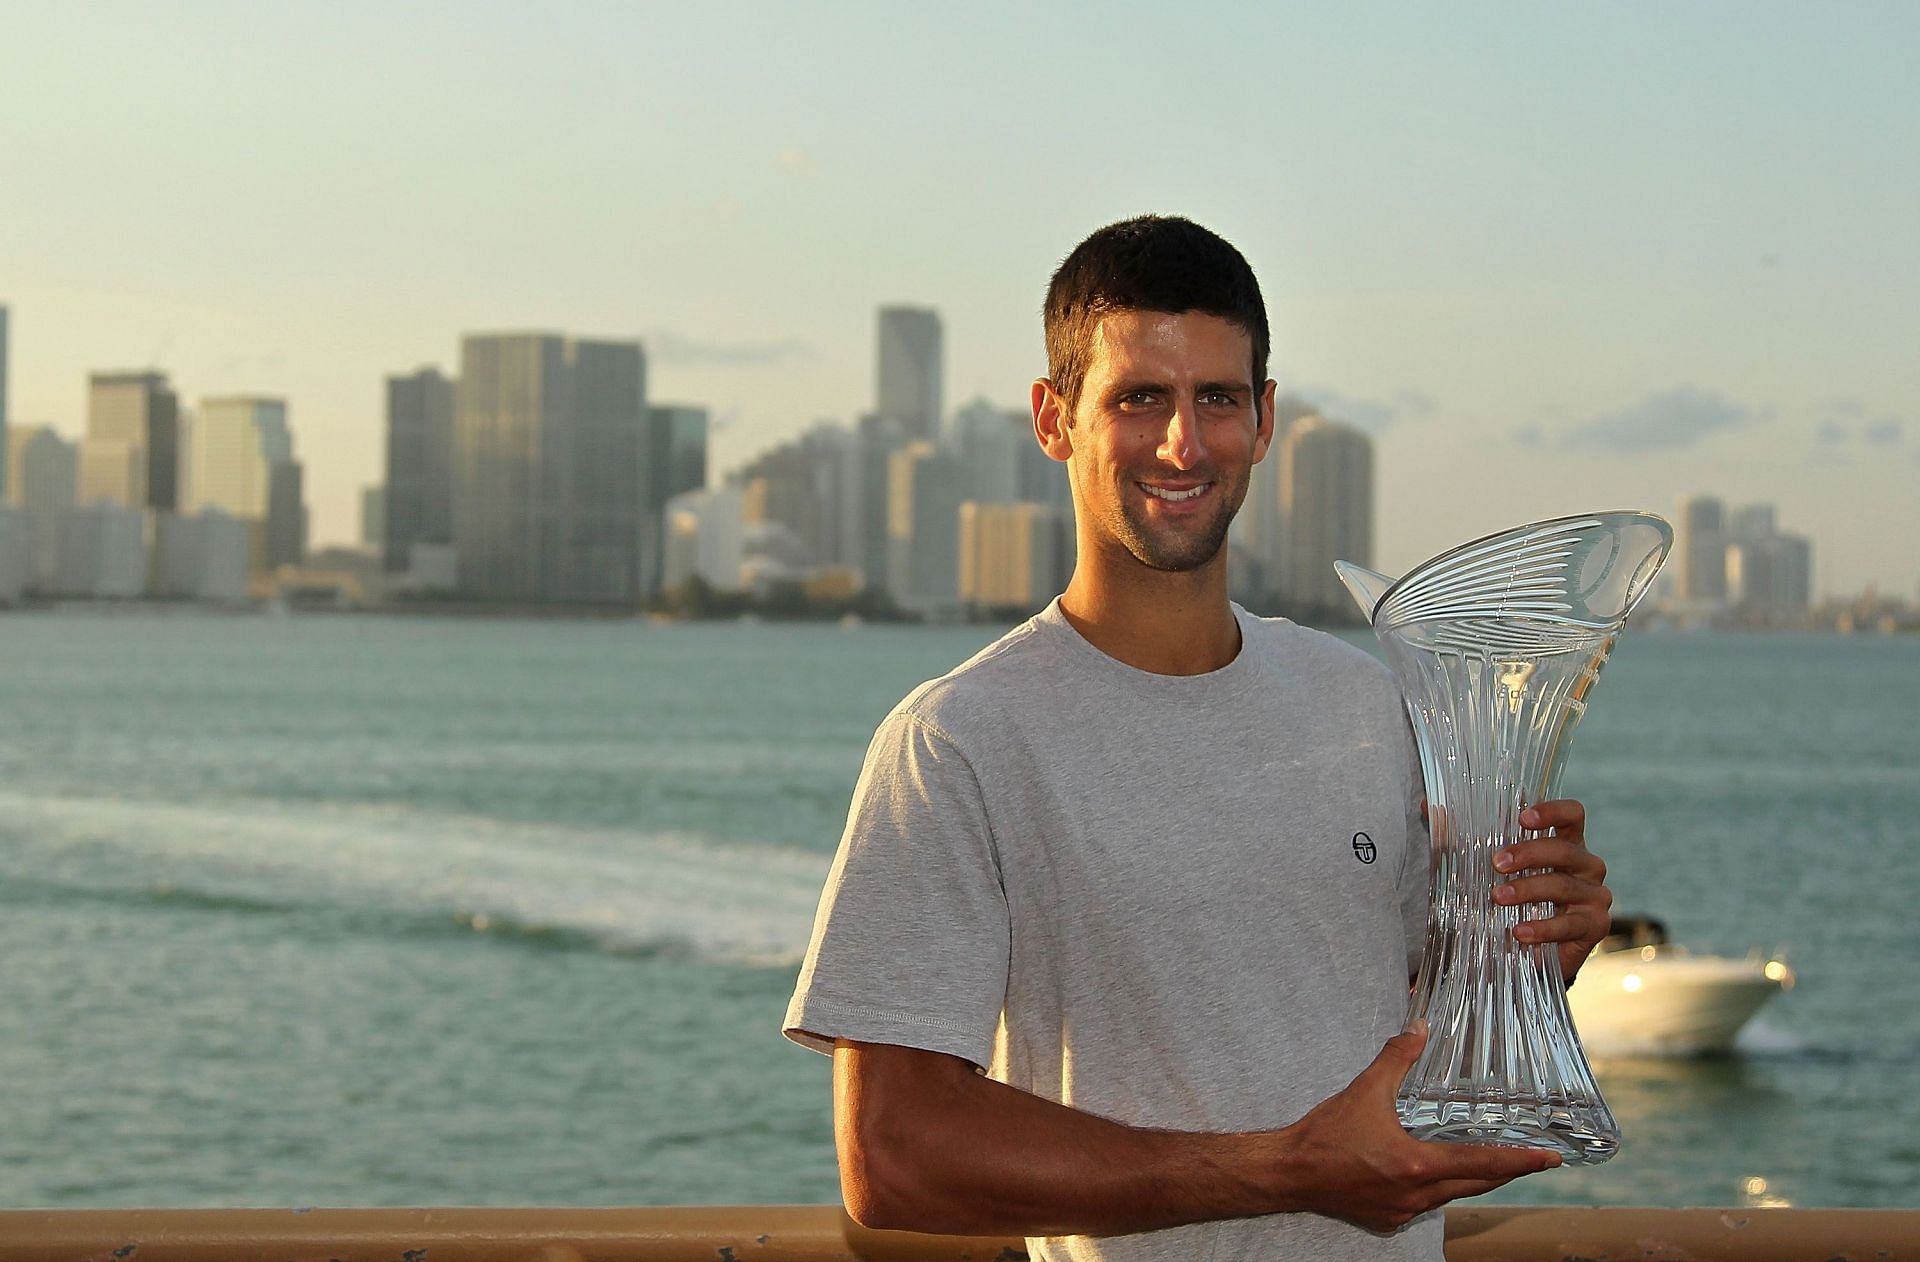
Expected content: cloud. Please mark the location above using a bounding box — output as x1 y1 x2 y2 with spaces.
1558 386 1755 452
643 331 817 367
1286 384 1437 434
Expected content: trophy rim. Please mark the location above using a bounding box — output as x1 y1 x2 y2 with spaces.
1367 508 1674 631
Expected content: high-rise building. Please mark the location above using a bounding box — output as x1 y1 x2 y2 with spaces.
383 367 455 573
1727 533 1812 621
876 306 942 442
959 501 1072 614
661 486 744 593
87 371 180 511
857 413 908 593
453 333 648 604
151 509 250 603
1277 415 1373 614
1676 495 1728 604
56 502 147 597
186 396 290 520
0 304 10 493
952 398 1025 505
1231 396 1315 598
7 425 76 588
361 485 386 554
266 460 307 569
887 441 963 615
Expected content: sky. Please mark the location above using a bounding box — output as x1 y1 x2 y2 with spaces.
2 1 1915 596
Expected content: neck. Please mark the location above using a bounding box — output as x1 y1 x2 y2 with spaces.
1057 552 1242 676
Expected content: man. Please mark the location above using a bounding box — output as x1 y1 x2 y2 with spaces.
784 216 1612 1260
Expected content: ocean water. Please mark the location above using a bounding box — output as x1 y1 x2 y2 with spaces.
0 611 1914 1211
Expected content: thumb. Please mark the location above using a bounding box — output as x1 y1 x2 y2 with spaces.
1369 1018 1429 1084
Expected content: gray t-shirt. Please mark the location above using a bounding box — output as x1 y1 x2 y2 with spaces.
785 600 1438 1261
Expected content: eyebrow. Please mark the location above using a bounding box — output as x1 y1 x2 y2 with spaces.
1104 379 1251 398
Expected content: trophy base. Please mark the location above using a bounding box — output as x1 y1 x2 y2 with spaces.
1399 1092 1620 1166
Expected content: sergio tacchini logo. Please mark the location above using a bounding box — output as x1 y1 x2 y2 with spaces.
1351 831 1377 864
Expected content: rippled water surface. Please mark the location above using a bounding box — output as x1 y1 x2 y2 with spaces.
1 612 1914 1209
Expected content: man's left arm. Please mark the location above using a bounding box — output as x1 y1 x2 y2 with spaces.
1492 799 1612 985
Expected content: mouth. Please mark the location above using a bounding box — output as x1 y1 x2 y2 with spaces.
1138 481 1213 504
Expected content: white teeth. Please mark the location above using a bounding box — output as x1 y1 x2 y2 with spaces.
1142 483 1208 502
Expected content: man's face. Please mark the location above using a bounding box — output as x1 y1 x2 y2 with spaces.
1045 310 1274 574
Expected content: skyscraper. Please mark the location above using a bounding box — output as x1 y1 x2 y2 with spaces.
959 501 1072 614
453 333 648 604
87 371 180 511
887 440 962 615
1676 495 1728 603
383 367 455 573
1277 415 1373 614
644 404 709 596
0 304 10 493
7 424 76 589
876 306 942 442
186 396 290 519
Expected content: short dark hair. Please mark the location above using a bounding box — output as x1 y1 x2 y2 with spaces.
1043 215 1270 412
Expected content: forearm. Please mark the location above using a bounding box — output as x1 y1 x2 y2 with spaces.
834 1041 1294 1237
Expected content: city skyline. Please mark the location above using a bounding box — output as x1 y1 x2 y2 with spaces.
3 4 1916 595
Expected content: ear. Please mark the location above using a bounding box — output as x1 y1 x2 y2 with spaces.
1251 378 1278 464
1032 378 1073 463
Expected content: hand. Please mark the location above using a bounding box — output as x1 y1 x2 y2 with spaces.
1275 1022 1560 1233
1493 798 1611 982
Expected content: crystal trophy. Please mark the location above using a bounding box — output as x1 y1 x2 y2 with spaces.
1336 511 1671 1164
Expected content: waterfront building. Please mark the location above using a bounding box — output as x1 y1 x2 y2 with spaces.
644 404 709 596
1676 495 1729 604
383 367 455 574
266 460 307 569
0 505 28 601
56 502 147 597
875 306 942 443
151 508 250 603
661 486 745 593
453 333 649 604
952 398 1025 505
77 437 145 509
737 441 823 567
88 371 180 511
1277 414 1373 615
7 425 76 589
887 440 963 616
361 485 385 554
800 423 865 574
1727 532 1813 622
0 304 10 492
856 413 907 594
958 501 1072 615
186 396 291 520
1230 396 1314 601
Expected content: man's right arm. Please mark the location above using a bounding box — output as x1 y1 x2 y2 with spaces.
833 1022 1558 1239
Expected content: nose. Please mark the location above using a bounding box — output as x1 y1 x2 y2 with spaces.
1158 405 1207 470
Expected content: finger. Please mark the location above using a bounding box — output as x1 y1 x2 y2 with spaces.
1513 908 1611 946
1360 1021 1429 1093
1495 838 1604 877
1520 799 1585 832
1492 873 1607 909
1426 1175 1528 1204
1423 1144 1562 1183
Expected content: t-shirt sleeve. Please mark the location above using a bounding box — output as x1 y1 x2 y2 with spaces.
783 706 1010 1068
1396 706 1434 978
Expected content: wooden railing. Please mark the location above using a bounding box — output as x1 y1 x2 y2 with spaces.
0 1205 1915 1261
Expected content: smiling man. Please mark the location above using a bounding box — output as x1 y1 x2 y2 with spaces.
784 216 1613 1261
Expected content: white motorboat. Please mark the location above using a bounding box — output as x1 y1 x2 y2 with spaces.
1568 915 1794 1057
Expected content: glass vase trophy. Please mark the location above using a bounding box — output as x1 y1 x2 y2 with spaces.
1336 512 1671 1164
